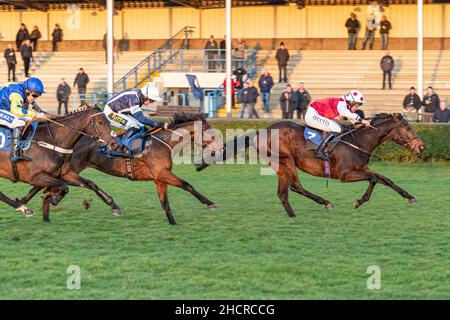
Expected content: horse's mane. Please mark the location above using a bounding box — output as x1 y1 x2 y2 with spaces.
169 112 206 128
370 113 403 126
48 104 101 120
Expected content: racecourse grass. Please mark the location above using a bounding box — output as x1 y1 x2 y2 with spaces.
0 163 449 299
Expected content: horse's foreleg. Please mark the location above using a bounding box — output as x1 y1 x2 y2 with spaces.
371 171 416 203
0 191 35 217
17 186 43 205
61 171 122 216
277 167 296 217
156 169 216 209
154 180 176 225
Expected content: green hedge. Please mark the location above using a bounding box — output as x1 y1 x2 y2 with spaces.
208 120 450 163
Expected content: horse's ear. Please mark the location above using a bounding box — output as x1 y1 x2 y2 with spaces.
392 113 403 121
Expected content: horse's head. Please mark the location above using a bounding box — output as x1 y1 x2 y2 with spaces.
82 105 116 151
372 113 425 154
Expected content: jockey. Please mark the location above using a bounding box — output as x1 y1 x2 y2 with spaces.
305 90 371 161
0 77 47 162
103 82 169 143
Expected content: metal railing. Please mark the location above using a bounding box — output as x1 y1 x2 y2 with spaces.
72 93 114 110
114 26 195 92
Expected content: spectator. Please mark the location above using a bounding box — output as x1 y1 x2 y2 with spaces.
422 86 440 113
232 67 248 103
361 14 377 50
258 69 274 113
20 39 33 78
345 13 360 50
52 24 63 52
239 81 260 119
204 35 218 71
56 78 71 115
16 23 29 51
4 44 17 82
380 15 392 50
103 32 115 64
275 42 289 83
234 38 247 69
223 75 240 108
380 51 394 90
279 84 296 119
403 86 421 112
219 35 226 71
29 26 41 52
294 82 311 120
73 68 90 101
433 101 450 123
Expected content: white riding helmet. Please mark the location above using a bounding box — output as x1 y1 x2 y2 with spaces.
344 90 366 106
141 82 162 102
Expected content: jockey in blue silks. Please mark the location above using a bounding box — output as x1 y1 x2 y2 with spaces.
0 77 47 162
103 82 169 144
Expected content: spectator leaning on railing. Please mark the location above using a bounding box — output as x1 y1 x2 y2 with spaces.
234 38 247 69
433 101 450 123
422 86 440 113
204 35 219 71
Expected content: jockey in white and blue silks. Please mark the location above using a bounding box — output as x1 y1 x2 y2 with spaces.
103 82 168 143
0 77 47 162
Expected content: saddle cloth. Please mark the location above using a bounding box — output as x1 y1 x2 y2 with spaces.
0 122 39 152
100 127 148 158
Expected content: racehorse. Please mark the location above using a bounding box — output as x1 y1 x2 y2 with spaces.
197 113 425 217
0 105 116 220
19 112 218 225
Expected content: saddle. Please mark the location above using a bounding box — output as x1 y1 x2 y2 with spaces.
0 123 39 152
99 127 148 158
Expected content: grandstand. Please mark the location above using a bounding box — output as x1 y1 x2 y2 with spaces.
0 0 449 118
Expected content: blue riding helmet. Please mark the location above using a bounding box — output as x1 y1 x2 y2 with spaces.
23 77 46 94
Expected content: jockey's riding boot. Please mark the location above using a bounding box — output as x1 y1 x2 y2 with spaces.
313 132 334 162
11 127 31 163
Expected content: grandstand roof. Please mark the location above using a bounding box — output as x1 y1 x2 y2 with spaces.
0 0 442 12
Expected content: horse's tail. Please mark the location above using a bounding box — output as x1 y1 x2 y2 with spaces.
195 130 259 172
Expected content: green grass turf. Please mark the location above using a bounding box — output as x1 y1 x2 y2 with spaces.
0 163 448 299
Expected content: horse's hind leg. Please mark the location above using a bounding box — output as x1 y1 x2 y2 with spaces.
156 169 216 209
155 181 176 225
277 166 296 217
0 191 34 217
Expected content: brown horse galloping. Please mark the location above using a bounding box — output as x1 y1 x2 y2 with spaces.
19 113 218 225
199 113 425 217
0 106 116 220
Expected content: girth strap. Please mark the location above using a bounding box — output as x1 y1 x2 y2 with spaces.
124 157 136 181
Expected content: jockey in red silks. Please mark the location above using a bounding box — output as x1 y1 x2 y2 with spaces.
305 90 371 161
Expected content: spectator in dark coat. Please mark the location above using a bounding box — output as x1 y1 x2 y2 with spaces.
345 13 360 50
279 84 296 119
52 24 63 52
258 69 274 113
57 78 71 115
29 26 41 51
433 101 450 123
204 35 219 71
275 42 289 83
294 82 311 120
233 38 247 69
362 14 377 50
4 44 17 82
219 35 226 71
239 81 260 119
73 68 90 101
422 86 440 113
403 87 422 111
380 51 394 89
20 40 33 77
379 15 392 50
233 67 248 103
16 23 29 50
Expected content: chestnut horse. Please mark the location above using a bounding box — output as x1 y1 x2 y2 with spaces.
198 113 425 217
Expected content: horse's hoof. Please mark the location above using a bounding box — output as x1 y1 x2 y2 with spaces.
112 208 122 216
409 198 417 204
325 202 334 210
208 204 217 210
16 205 35 217
354 200 361 209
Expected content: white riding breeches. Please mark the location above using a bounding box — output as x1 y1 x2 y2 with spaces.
0 109 28 129
104 105 142 130
305 107 342 133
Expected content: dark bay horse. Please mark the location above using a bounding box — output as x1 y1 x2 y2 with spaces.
0 105 116 220
19 113 218 225
199 113 425 217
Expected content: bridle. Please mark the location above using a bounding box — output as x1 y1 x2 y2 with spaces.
377 116 421 149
